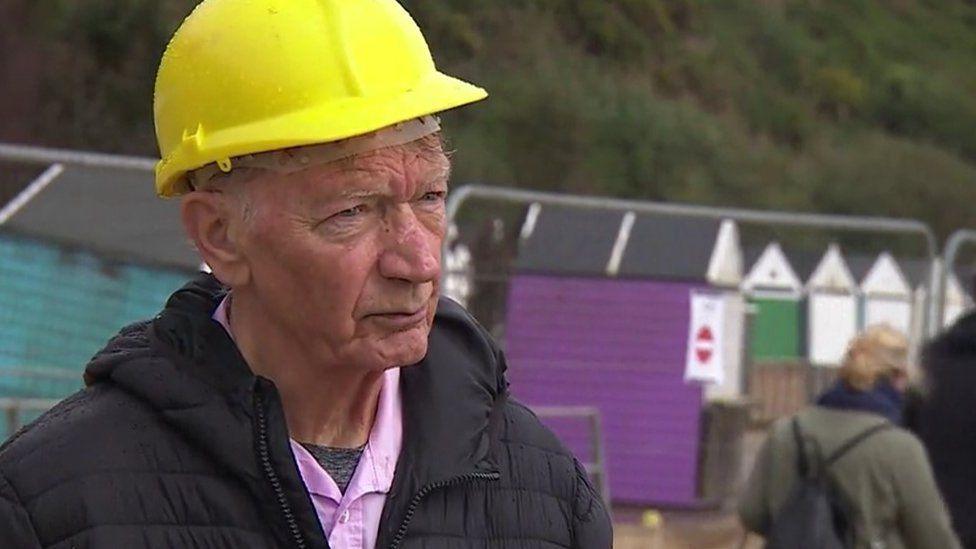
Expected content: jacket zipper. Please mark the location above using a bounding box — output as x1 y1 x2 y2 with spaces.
254 388 308 549
388 471 501 549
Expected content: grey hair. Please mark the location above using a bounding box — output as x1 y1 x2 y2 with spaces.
189 167 263 225
188 131 451 225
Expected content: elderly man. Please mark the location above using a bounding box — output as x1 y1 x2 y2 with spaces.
0 0 612 548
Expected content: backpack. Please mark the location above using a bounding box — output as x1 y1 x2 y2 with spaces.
764 418 891 549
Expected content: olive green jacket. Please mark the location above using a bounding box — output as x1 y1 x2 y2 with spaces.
739 407 961 549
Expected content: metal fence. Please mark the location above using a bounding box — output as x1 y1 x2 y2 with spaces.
442 184 955 442
0 397 63 436
934 229 976 327
4 142 976 507
446 184 941 338
0 367 82 438
533 406 610 506
0 367 83 399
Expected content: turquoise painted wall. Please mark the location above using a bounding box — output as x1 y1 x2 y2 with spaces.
0 234 191 403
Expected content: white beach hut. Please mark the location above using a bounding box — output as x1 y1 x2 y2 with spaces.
806 244 859 366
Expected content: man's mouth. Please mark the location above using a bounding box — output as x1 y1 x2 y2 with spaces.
365 307 427 329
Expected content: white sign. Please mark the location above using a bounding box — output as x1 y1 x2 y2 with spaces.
442 243 473 307
685 292 726 385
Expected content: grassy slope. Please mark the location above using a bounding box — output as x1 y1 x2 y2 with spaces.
7 0 976 240
404 0 976 240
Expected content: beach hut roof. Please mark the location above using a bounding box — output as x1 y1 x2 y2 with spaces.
807 244 858 292
0 165 199 271
515 205 624 277
516 205 735 282
742 242 803 294
861 252 912 298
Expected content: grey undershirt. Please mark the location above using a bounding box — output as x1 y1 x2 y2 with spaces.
300 443 366 494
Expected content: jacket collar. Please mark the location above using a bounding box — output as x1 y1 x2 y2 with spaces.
84 273 507 545
85 276 254 470
375 299 507 546
817 379 904 424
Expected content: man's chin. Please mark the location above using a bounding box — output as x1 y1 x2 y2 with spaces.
391 342 430 368
373 328 430 368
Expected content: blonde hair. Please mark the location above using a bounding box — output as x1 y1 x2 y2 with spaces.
838 325 909 391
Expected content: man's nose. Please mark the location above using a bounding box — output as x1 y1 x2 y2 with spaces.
378 209 442 284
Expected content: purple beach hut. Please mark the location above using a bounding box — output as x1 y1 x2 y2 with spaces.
503 205 743 506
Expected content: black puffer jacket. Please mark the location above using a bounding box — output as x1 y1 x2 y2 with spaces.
0 276 611 548
914 312 976 549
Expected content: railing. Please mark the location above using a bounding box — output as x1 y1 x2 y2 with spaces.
934 229 976 328
532 405 610 506
0 367 82 436
0 371 613 505
446 184 941 337
0 397 63 435
0 395 614 508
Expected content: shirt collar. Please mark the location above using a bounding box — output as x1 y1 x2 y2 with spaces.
213 294 403 498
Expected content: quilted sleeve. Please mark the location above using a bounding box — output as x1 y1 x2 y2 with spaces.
571 458 613 549
0 471 42 548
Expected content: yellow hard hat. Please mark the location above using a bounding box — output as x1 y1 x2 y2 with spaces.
153 0 487 197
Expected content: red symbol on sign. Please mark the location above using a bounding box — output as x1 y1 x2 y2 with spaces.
695 326 714 364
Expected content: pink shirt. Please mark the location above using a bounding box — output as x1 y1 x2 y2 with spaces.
213 296 402 549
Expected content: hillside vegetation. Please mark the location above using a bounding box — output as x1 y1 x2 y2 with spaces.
2 0 976 238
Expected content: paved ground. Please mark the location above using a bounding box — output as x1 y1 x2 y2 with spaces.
613 508 762 548
611 428 768 548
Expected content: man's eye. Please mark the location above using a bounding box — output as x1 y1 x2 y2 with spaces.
335 205 366 218
420 191 446 202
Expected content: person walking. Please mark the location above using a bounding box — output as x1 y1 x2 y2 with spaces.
738 325 960 549
913 312 976 549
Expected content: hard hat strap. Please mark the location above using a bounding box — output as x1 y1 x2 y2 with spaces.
188 115 441 188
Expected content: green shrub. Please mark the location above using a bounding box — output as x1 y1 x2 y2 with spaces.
867 65 976 159
6 0 976 242
813 66 867 118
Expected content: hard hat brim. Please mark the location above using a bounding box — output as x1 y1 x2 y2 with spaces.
155 71 487 197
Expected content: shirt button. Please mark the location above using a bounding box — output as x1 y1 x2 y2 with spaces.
339 510 350 524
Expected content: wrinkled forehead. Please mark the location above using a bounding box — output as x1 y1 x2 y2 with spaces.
332 134 450 179
189 116 443 190
235 134 450 215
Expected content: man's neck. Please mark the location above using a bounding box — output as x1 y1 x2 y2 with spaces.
228 292 384 448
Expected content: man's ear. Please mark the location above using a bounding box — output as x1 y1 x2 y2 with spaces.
180 192 251 286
